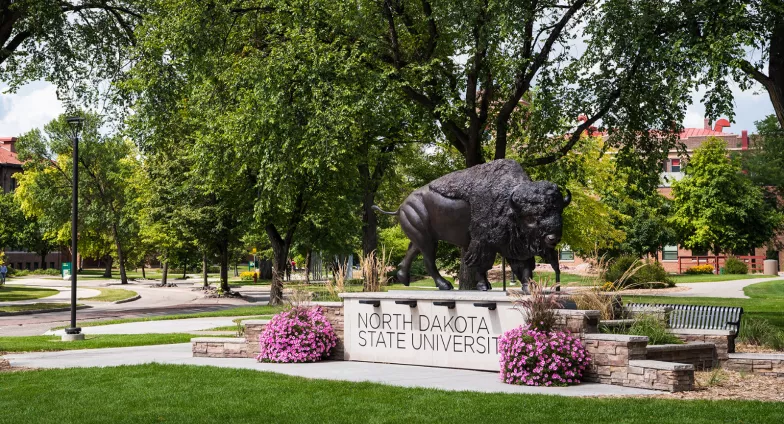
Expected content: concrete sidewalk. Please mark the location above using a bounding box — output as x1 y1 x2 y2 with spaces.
658 277 778 299
4 343 658 397
45 316 245 335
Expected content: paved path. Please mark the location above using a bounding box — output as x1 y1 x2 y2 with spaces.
0 287 101 306
4 344 658 397
657 277 777 299
45 316 245 335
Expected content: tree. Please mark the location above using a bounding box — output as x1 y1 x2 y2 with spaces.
693 1 784 129
14 113 142 284
360 0 707 174
743 115 784 193
0 193 56 267
671 137 783 258
0 0 144 102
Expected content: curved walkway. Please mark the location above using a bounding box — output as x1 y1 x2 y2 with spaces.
658 277 778 299
0 287 101 306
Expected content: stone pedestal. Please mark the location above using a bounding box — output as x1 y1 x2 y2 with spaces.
340 291 598 372
61 333 85 341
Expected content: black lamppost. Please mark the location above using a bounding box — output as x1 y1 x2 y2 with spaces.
64 116 85 341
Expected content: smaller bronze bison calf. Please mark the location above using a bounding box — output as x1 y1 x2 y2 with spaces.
374 159 570 292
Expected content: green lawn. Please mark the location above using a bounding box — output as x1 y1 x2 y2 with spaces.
0 303 73 313
0 334 194 354
626 279 784 331
79 287 138 302
51 305 285 330
0 365 780 424
670 274 776 284
0 285 58 302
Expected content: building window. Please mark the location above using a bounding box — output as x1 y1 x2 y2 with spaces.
670 159 681 173
25 262 30 270
50 262 55 270
559 245 575 261
33 262 39 270
662 245 678 261
692 249 708 257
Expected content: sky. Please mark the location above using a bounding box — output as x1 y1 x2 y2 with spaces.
0 78 776 139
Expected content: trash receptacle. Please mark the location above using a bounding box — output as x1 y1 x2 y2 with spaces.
763 259 778 275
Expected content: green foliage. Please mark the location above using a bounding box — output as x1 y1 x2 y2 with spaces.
603 256 673 289
743 116 784 191
671 137 783 255
739 318 784 351
607 314 683 346
724 257 749 275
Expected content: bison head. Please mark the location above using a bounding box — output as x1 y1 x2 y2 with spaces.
509 181 571 249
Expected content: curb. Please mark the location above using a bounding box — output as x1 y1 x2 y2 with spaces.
112 294 141 304
0 305 92 317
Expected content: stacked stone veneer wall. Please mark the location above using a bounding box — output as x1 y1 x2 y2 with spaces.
553 309 600 334
645 343 717 370
582 334 694 392
243 302 345 360
669 329 735 361
724 353 784 378
192 338 249 358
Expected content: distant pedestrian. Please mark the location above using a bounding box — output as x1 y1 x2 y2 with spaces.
0 264 7 286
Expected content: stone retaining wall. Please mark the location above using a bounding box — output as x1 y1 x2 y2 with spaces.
724 353 784 378
669 329 735 361
192 337 248 358
554 310 600 334
645 343 717 370
582 333 695 392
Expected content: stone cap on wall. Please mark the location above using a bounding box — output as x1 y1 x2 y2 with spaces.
629 359 694 371
190 337 247 344
728 352 784 360
583 333 649 343
646 342 715 352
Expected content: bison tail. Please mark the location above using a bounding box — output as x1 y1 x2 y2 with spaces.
371 205 399 216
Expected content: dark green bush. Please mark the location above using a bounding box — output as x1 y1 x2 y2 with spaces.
724 257 748 275
602 256 673 289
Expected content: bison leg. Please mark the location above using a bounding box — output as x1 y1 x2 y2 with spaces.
474 252 496 292
509 257 536 294
398 205 453 291
396 243 419 286
542 248 561 291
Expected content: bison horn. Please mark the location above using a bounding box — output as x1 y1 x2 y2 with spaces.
508 189 522 214
563 189 572 207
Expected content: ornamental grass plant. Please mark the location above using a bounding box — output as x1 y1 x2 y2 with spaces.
256 305 337 363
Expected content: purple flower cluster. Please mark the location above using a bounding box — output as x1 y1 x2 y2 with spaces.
498 326 590 386
256 306 337 363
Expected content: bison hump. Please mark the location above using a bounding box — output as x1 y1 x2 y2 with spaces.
429 159 530 199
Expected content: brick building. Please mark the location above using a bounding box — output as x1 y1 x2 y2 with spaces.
559 119 776 273
0 136 65 271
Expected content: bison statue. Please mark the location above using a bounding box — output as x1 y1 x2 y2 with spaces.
373 159 570 292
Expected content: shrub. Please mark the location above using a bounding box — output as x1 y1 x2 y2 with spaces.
31 269 59 276
685 264 714 275
724 257 748 275
606 314 683 345
739 318 784 350
240 271 257 281
498 327 590 386
602 256 673 289
256 305 337 363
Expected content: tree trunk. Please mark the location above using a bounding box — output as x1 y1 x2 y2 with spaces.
40 253 46 270
162 261 169 286
768 17 784 129
305 248 312 284
219 241 230 292
103 255 113 278
458 248 478 290
141 262 146 279
234 260 239 277
182 257 187 279
111 224 128 284
362 189 379 258
266 225 292 306
202 252 209 288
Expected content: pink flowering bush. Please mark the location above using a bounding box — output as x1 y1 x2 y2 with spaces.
498 326 590 386
256 306 337 363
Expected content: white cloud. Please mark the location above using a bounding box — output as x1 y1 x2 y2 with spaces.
0 82 64 137
684 81 775 133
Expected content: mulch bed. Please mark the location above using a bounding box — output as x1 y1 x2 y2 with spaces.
651 370 784 402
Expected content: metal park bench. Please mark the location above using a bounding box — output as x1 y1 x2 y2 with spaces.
626 303 744 334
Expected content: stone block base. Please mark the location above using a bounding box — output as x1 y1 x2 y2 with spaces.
669 329 735 361
724 353 784 378
191 337 248 358
626 360 694 392
646 343 717 370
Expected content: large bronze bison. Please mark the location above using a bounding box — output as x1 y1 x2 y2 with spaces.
374 159 570 292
